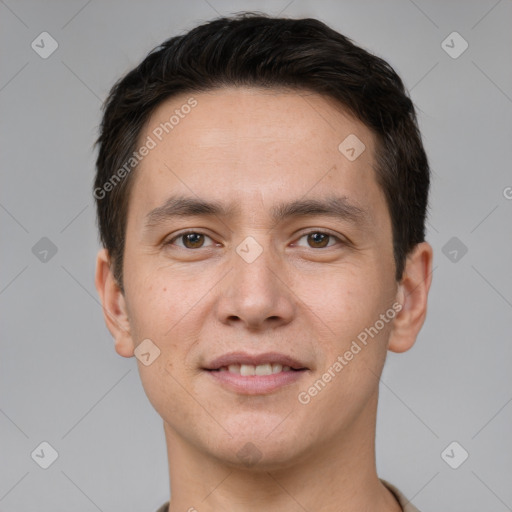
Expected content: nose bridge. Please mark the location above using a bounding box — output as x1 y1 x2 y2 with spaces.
217 235 294 328
236 238 277 296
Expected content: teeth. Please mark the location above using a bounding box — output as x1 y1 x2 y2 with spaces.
255 363 272 376
240 364 255 376
272 363 282 374
221 363 292 375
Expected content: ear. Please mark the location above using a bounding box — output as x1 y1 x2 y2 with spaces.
388 242 433 353
95 248 135 358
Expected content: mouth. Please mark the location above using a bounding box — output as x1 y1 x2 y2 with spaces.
211 363 302 376
202 352 309 395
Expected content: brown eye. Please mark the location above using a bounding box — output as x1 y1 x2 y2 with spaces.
307 232 330 248
293 230 344 249
167 232 214 249
300 231 338 249
182 233 204 248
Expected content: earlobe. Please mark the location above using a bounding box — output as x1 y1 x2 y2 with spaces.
388 242 433 354
94 248 135 358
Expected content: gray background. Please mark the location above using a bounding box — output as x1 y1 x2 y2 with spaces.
1 0 511 510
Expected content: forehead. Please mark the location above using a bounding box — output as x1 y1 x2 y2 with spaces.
143 86 373 153
130 87 383 221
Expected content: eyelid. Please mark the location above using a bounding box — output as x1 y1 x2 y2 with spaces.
165 230 217 248
164 228 348 249
293 229 345 248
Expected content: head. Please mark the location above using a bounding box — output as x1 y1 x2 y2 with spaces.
95 13 432 469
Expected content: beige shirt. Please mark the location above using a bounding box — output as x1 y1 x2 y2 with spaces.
381 479 421 512
154 479 420 512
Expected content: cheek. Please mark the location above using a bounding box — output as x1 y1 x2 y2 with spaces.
125 266 194 339
127 273 204 424
294 266 395 404
137 360 203 438
125 265 211 366
296 266 391 337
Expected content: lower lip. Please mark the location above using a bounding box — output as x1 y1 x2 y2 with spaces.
205 369 307 395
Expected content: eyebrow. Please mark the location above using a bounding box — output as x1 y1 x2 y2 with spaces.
144 194 369 229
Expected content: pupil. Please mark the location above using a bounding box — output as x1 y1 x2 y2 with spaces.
185 233 203 248
309 233 328 248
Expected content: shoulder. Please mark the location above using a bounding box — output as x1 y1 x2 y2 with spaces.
380 479 422 512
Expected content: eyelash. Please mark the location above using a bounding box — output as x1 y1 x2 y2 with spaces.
165 230 344 250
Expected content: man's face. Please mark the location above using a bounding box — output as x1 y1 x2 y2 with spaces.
119 87 400 467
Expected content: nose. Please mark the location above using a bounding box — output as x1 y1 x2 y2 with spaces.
214 241 296 331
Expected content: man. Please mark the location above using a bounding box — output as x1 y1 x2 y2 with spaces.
94 13 432 512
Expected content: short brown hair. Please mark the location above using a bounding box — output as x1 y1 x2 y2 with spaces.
94 12 430 290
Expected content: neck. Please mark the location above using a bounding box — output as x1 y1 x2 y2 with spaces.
164 391 401 512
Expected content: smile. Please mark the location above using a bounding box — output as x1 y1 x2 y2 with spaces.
203 352 308 394
215 363 296 376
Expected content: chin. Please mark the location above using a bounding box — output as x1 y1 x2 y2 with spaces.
205 424 309 472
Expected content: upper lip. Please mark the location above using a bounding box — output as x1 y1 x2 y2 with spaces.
203 352 308 370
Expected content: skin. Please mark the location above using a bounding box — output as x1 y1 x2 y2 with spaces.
96 87 433 512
